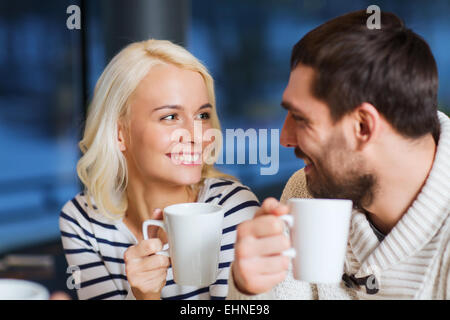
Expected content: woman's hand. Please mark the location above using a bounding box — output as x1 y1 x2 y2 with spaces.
124 238 170 300
124 209 170 300
49 291 72 300
145 209 168 244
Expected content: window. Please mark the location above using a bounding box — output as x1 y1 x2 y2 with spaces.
0 0 83 253
187 0 450 198
1 0 448 252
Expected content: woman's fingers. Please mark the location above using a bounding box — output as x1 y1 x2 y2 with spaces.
128 253 170 274
145 208 164 238
124 238 163 262
126 265 168 297
124 238 170 300
151 208 163 220
125 253 170 275
137 268 168 293
49 292 72 300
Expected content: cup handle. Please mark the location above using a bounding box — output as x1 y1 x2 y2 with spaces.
279 215 296 258
142 220 170 257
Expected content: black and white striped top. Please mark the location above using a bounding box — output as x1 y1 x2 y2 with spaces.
59 178 259 300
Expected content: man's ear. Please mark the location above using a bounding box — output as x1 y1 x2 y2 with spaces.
117 121 127 152
353 102 381 150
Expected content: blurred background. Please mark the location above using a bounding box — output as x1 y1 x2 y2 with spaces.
0 0 449 298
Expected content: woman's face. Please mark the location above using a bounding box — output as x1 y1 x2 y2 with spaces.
119 63 214 187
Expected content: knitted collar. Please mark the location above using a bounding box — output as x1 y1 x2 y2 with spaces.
349 111 450 278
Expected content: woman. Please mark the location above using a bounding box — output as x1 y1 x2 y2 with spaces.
59 39 260 300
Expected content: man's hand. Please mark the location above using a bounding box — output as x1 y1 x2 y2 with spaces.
232 197 291 295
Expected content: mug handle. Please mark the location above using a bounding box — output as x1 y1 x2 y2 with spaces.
142 220 170 257
279 215 296 258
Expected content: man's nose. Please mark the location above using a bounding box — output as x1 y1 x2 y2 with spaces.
280 113 298 148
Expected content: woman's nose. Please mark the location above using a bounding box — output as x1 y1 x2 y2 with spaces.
178 119 203 146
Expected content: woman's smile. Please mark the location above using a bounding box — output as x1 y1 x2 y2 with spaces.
166 152 203 166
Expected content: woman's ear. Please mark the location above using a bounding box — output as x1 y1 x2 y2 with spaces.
118 122 127 152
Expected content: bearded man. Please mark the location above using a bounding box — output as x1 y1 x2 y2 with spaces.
228 10 449 300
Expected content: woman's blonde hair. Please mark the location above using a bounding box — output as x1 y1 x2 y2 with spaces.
77 39 233 220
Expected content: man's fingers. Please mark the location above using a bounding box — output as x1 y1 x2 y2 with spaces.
238 215 286 239
255 271 288 292
255 197 289 218
236 234 291 259
249 255 290 275
233 199 292 295
234 265 288 295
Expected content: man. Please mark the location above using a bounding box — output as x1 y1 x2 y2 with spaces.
228 10 449 299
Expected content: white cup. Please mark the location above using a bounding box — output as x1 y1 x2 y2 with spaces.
0 279 50 300
281 198 353 283
142 202 224 287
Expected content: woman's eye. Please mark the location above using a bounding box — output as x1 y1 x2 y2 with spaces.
197 112 211 120
161 114 177 121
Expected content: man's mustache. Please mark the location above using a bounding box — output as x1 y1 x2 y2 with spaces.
294 147 307 159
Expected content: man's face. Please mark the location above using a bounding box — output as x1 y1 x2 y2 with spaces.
280 64 375 208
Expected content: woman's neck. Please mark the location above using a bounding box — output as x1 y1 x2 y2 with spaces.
124 178 199 240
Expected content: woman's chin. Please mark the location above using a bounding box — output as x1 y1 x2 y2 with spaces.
170 170 203 186
150 160 204 186
175 177 203 187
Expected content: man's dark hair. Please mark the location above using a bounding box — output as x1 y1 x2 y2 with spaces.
291 10 440 139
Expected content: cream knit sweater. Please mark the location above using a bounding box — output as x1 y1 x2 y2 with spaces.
228 112 450 300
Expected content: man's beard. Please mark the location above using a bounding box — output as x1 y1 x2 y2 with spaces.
297 136 377 210
306 164 376 210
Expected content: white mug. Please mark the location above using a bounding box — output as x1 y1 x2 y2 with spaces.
281 198 353 283
0 279 50 300
142 202 224 286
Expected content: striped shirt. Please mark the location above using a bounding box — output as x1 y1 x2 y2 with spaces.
60 178 259 300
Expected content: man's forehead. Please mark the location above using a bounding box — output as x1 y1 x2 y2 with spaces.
282 66 315 110
282 65 332 120
285 65 315 92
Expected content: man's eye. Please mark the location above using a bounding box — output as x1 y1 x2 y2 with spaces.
161 114 177 121
292 114 306 122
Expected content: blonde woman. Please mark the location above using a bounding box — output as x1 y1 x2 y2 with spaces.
59 39 260 300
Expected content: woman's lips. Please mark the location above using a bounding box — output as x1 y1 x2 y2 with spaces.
166 153 202 166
